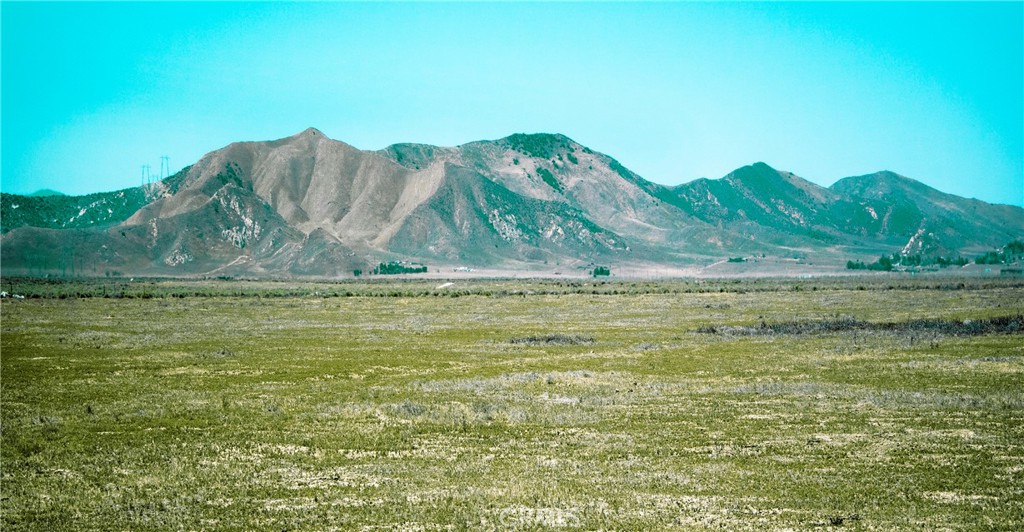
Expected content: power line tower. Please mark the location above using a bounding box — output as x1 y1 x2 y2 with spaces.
160 156 170 179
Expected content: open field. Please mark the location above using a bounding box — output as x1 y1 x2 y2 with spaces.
2 278 1023 530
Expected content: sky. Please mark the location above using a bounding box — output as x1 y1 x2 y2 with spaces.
2 2 1022 206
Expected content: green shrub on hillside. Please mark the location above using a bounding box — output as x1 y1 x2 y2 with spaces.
537 167 562 193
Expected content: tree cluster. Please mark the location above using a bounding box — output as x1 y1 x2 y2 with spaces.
975 240 1024 265
372 261 427 275
847 253 969 271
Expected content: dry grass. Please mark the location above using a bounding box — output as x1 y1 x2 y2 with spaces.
2 279 1022 530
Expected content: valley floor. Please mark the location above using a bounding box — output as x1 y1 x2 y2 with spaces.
2 279 1022 530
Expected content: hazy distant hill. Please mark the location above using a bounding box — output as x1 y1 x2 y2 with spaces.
1 128 1020 277
28 189 66 197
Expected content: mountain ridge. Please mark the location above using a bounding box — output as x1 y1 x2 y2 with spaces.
2 129 1020 277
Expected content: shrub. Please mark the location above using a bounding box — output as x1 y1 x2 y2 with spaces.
508 334 595 346
537 167 562 193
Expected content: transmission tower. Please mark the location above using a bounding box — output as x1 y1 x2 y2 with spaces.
160 156 170 179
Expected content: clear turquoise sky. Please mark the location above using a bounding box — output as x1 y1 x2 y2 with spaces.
2 2 1022 206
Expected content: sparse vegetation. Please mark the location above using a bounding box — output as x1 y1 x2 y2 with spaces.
697 314 1022 337
2 277 1022 530
508 333 595 345
0 278 1019 529
1 276 1023 300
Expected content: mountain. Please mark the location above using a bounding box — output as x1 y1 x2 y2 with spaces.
382 134 720 248
669 162 849 246
1 129 1021 277
28 189 65 197
667 164 1023 257
1 185 151 234
829 171 1023 255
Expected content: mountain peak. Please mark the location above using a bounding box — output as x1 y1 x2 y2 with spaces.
29 188 66 197
296 127 324 138
273 127 325 144
495 133 578 160
725 162 782 184
864 170 911 183
500 132 572 142
830 170 934 199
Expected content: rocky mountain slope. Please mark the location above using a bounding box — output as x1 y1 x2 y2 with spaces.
2 128 1020 277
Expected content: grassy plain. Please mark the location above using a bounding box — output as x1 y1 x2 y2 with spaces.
2 278 1023 530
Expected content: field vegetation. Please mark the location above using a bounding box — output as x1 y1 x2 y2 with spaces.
2 277 1022 530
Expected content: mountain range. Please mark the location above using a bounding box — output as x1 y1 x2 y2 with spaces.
1 128 1021 277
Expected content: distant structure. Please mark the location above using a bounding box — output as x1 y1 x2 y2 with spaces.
140 156 171 194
